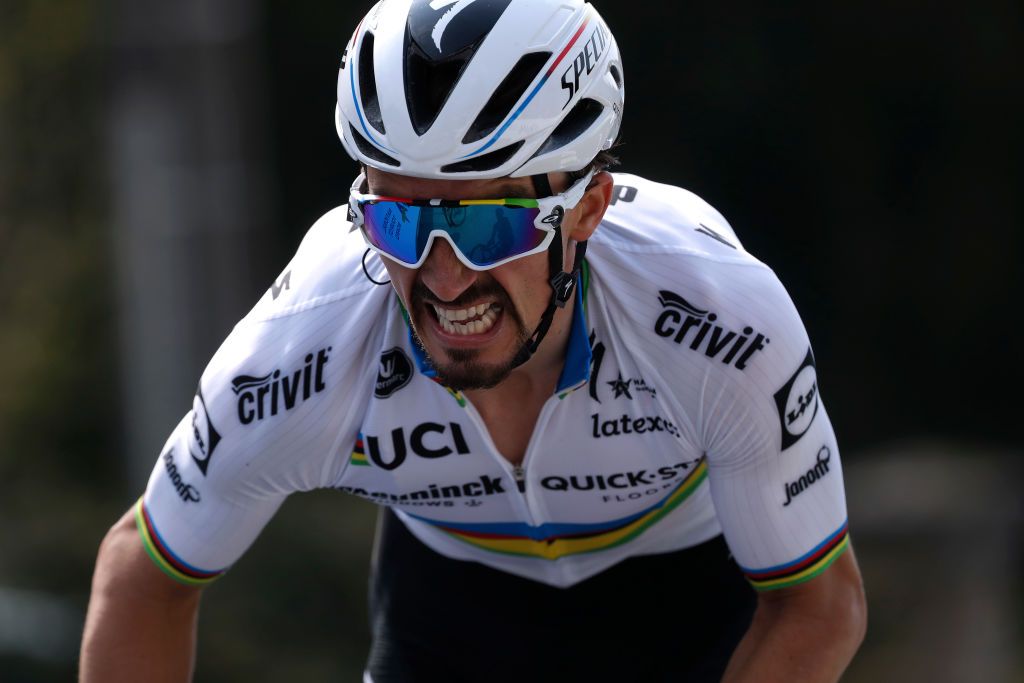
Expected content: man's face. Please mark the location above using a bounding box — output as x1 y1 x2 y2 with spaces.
364 168 581 391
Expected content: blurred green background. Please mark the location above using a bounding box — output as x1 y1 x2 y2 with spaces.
0 0 1021 681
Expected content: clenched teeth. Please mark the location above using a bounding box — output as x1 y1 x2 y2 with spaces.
433 303 501 336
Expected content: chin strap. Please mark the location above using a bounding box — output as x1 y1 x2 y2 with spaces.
510 173 588 369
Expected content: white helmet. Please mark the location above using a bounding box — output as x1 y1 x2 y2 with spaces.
336 0 625 179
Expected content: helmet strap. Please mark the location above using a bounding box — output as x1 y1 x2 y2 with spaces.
530 172 552 199
510 172 587 368
511 230 589 369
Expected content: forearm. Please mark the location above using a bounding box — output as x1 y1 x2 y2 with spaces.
81 587 200 682
80 509 203 683
723 549 867 683
722 600 861 683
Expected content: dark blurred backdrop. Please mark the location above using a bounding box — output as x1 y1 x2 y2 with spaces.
1 0 1021 681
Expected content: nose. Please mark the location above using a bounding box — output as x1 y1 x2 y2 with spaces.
418 237 477 303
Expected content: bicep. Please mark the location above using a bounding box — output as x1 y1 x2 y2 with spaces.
82 506 204 683
92 506 204 605
757 543 864 615
751 542 868 652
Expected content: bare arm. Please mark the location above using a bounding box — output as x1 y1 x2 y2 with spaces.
723 545 867 683
80 507 204 683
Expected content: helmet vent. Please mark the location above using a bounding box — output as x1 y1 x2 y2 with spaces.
349 124 400 167
610 64 623 90
531 99 605 159
358 33 385 135
403 0 514 136
463 52 552 145
441 141 525 174
405 39 475 136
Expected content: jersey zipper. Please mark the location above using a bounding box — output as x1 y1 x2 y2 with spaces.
460 389 566 526
511 464 526 493
460 401 538 526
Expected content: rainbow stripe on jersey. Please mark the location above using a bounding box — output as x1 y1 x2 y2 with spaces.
135 498 226 586
409 459 708 560
741 521 849 591
350 437 370 466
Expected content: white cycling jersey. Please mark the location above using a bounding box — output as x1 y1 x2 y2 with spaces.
138 173 849 590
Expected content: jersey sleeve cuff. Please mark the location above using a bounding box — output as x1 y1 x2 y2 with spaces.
134 497 227 586
739 520 849 592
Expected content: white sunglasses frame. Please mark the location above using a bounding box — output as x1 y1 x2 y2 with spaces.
348 169 595 271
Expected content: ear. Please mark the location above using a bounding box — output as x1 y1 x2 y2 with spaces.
568 171 614 242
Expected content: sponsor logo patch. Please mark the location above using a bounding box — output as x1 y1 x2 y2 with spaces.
591 413 681 439
695 223 737 250
610 185 637 206
271 270 291 300
364 422 471 470
607 374 633 400
783 445 832 506
654 290 769 370
588 332 656 402
232 347 331 425
189 387 220 475
774 348 819 450
375 348 413 399
541 462 697 493
589 331 606 402
338 474 504 508
164 449 201 502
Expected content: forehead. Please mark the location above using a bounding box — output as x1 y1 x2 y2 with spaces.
365 167 534 200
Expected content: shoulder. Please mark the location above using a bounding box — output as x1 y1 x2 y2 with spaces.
186 207 392 485
589 173 784 328
200 205 391 410
596 173 749 262
588 174 812 396
244 205 389 323
139 208 397 572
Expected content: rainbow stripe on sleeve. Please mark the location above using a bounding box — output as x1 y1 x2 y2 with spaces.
134 497 226 586
740 521 850 591
410 459 708 560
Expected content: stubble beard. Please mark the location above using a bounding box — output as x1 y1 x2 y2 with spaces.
408 280 532 391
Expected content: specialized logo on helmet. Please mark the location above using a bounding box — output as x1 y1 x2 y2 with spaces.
429 0 479 51
408 0 513 60
561 23 610 109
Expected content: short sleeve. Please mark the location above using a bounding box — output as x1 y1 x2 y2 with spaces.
137 210 386 585
696 263 849 591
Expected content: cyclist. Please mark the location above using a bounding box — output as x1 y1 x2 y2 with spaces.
81 1 866 681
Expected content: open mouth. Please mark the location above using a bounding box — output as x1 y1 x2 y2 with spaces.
430 302 502 336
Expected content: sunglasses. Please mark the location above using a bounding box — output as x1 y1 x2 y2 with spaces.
348 170 594 271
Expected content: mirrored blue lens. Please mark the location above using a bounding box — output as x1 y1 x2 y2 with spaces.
360 202 546 267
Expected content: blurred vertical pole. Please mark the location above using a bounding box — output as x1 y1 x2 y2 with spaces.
108 0 273 484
